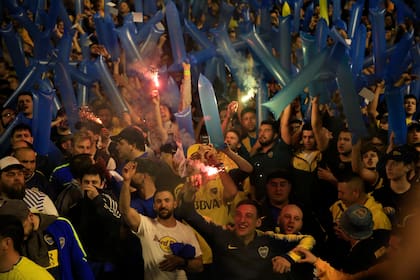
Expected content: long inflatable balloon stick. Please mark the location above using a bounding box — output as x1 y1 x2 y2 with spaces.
198 74 225 149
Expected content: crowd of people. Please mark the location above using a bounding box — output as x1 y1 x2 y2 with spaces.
0 0 420 279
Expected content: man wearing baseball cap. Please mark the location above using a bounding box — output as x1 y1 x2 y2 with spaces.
0 156 58 216
372 144 420 226
111 125 152 173
334 204 389 274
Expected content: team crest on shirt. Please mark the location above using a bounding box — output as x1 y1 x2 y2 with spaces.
59 237 65 249
267 151 273 158
158 236 177 253
44 234 55 245
258 246 269 258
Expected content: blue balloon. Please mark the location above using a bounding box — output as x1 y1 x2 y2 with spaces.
188 48 217 65
256 79 269 128
238 7 253 35
263 49 331 119
3 64 45 108
348 2 363 39
198 74 224 149
11 10 40 43
144 0 157 16
279 16 292 74
385 32 413 84
411 44 420 98
184 19 215 50
52 94 62 116
302 2 314 32
75 0 83 16
350 24 367 76
79 33 92 59
3 0 22 14
37 78 59 116
332 0 341 23
368 0 382 9
133 10 164 45
292 0 303 33
394 0 415 25
417 0 420 20
203 57 220 84
75 62 90 107
33 30 53 60
315 18 329 52
242 27 291 87
0 23 27 81
301 31 330 102
139 22 165 57
34 8 50 31
56 29 73 63
55 0 72 30
248 0 262 10
219 1 235 27
301 34 316 67
231 39 249 51
166 1 187 70
212 26 249 90
370 8 386 80
259 4 272 35
329 26 351 49
116 24 143 62
134 0 143 13
386 86 407 145
93 13 120 61
336 52 368 142
191 0 206 20
54 62 79 133
94 56 129 115
32 90 54 156
0 113 24 157
362 44 396 68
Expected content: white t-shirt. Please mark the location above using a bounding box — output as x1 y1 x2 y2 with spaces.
135 214 202 280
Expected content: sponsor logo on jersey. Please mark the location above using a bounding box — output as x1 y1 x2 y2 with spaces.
59 237 65 249
158 236 177 253
227 244 238 250
195 199 221 210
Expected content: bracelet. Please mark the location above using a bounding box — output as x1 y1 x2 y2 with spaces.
184 70 191 76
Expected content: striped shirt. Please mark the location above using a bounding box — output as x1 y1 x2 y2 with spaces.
24 188 58 216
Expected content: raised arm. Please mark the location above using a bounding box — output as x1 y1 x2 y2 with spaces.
221 144 253 173
205 145 238 202
280 104 292 145
367 80 385 122
311 96 330 152
221 101 239 135
179 62 192 112
148 91 169 149
119 161 141 232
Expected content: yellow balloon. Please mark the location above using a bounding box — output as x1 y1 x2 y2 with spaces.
282 2 291 17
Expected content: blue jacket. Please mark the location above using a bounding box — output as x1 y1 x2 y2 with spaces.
46 217 95 280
